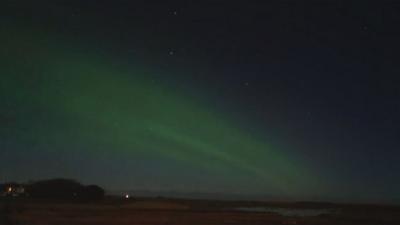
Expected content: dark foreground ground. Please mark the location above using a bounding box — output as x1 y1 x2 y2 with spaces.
1 197 400 225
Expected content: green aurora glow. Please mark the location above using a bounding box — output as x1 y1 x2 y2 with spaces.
0 27 324 197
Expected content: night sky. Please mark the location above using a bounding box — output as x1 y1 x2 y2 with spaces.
1 1 400 203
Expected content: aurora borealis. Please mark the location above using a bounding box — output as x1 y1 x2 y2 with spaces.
1 26 316 197
1 1 400 203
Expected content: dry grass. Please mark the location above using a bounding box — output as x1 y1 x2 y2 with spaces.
2 199 400 225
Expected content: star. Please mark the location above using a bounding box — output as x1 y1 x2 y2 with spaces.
306 111 313 120
169 50 175 55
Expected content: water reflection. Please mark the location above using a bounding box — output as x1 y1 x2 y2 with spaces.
235 207 333 217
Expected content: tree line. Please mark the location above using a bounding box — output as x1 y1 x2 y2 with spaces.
1 178 105 201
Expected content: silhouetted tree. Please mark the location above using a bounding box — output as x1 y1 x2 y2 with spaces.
26 178 83 199
25 179 105 201
80 185 105 201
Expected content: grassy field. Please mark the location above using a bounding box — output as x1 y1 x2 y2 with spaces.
1 197 400 225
